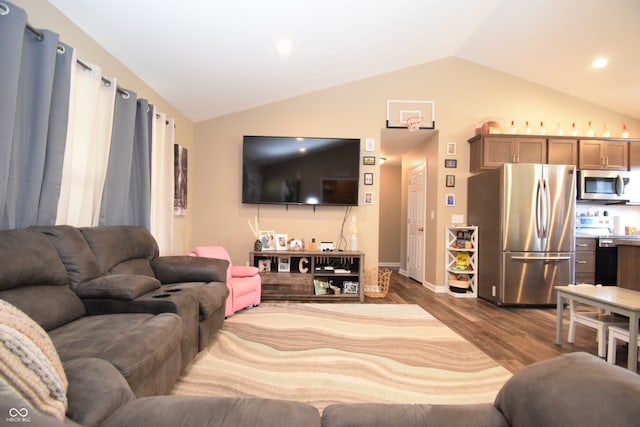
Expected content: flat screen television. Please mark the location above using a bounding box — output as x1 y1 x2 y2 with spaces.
242 135 360 206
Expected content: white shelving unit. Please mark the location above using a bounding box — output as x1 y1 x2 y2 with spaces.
445 225 478 298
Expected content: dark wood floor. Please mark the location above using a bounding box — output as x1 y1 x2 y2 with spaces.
365 270 633 373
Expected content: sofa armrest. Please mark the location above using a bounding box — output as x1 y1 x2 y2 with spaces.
494 352 640 427
75 274 160 300
322 403 507 427
64 358 135 427
151 256 229 284
230 265 259 278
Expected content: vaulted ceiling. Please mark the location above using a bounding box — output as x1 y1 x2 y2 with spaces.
49 0 639 123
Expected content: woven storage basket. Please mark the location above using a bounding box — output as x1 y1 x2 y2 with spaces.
364 268 392 298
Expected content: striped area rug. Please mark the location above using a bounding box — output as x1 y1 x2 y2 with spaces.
170 303 511 410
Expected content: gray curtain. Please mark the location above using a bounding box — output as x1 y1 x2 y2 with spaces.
99 89 138 225
131 99 152 229
37 42 72 225
0 2 71 229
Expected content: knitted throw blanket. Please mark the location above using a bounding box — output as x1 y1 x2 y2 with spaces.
0 299 67 420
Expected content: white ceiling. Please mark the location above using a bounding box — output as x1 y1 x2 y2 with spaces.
48 0 639 125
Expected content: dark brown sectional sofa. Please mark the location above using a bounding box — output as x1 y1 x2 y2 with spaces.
1 226 640 427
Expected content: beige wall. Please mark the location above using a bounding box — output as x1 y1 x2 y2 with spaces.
379 165 402 265
13 1 640 287
194 57 640 287
14 0 196 254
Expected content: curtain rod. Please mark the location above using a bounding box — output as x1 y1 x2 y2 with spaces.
12 10 130 99
9 6 173 126
75 58 130 99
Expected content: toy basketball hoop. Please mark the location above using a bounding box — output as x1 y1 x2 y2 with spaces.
406 116 423 132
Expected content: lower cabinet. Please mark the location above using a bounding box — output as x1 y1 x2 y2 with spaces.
251 251 364 302
575 237 596 284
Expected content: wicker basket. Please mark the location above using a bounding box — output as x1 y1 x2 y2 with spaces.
364 268 392 298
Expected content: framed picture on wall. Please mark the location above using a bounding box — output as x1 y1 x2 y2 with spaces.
444 159 457 168
446 194 456 207
446 142 457 156
364 173 373 185
364 191 373 205
446 175 455 188
363 156 376 166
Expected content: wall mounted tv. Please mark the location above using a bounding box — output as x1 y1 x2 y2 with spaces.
242 135 361 206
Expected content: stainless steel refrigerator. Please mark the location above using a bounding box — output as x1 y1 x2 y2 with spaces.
468 164 575 305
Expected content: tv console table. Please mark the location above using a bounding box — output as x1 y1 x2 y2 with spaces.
250 251 364 302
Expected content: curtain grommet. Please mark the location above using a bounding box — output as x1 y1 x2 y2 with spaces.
0 2 10 15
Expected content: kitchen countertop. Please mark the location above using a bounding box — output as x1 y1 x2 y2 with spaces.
615 238 640 246
575 233 640 240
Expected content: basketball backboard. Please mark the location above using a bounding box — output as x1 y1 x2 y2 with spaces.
386 100 435 130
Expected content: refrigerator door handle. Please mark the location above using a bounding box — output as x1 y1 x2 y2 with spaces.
535 179 543 239
510 256 571 261
543 178 551 238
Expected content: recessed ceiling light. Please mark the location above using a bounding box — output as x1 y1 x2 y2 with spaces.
277 40 291 55
592 57 608 68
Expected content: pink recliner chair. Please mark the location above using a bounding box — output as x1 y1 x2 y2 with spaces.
189 246 261 317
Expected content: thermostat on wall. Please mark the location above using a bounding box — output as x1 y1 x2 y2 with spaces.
319 241 335 251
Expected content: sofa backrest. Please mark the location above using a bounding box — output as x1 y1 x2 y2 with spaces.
80 226 159 277
0 229 85 331
35 225 102 289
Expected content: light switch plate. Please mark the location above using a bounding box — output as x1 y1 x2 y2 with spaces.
451 214 464 224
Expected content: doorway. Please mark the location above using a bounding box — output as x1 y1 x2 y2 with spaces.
407 161 426 283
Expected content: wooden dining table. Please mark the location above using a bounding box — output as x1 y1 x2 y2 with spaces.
555 285 640 372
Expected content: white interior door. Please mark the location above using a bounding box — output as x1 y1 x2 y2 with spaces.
407 161 426 282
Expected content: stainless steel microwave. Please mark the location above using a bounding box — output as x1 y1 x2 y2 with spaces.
577 170 636 201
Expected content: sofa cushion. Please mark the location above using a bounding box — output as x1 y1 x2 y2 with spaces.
494 352 640 427
0 228 85 330
35 225 102 289
101 396 322 427
80 226 158 275
75 274 161 300
0 300 67 421
0 229 69 290
0 286 86 332
64 358 134 427
49 313 183 391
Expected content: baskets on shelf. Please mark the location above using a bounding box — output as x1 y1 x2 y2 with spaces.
364 268 392 298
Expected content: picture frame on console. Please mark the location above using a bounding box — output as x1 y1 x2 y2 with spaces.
276 234 288 250
343 281 359 294
258 259 271 272
278 256 290 272
259 231 276 250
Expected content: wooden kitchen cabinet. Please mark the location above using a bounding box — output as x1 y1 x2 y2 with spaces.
575 237 596 285
578 139 628 170
469 135 546 172
548 138 578 165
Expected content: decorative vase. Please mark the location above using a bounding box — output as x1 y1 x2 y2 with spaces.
254 239 262 251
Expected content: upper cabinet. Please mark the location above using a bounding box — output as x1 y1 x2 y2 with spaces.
469 135 546 172
578 139 628 170
548 138 578 165
469 134 637 173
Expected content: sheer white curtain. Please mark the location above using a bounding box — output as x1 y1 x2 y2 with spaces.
150 108 175 254
56 58 116 226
